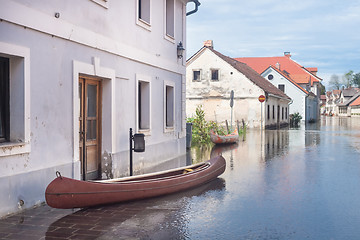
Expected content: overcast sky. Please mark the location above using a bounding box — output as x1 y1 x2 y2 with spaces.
186 0 360 88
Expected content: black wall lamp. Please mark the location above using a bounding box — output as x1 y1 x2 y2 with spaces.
177 41 185 59
129 128 145 176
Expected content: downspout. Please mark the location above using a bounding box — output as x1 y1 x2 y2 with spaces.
186 0 201 16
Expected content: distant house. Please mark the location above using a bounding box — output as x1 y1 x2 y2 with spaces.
0 0 199 217
325 88 360 116
186 43 291 129
261 66 319 122
350 93 360 116
320 95 326 114
236 53 322 122
325 90 341 115
338 90 360 117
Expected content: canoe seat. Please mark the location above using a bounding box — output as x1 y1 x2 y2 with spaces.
183 168 194 174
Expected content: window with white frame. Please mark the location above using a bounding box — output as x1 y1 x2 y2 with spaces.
137 0 151 28
164 81 175 129
165 0 175 39
137 77 151 131
0 42 31 156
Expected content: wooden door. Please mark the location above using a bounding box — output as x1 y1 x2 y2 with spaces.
79 77 102 180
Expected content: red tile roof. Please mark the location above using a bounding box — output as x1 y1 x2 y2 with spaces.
208 48 290 100
235 56 322 86
350 93 360 106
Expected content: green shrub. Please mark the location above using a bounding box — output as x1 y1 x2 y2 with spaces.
290 112 302 127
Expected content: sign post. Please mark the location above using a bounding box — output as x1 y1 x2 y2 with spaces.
258 95 265 131
230 90 234 132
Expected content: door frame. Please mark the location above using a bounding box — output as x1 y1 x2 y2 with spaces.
72 58 116 180
79 76 103 180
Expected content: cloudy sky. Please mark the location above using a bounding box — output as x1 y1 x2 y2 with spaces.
186 0 360 88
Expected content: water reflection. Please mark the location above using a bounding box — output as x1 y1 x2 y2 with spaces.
182 116 360 239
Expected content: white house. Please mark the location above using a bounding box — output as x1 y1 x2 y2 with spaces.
0 0 200 217
325 90 341 115
236 53 323 122
261 66 319 122
186 44 291 129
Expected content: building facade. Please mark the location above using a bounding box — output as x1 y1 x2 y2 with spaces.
186 44 291 129
0 0 198 217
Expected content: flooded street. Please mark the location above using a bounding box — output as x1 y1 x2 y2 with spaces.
1 116 360 240
183 116 360 239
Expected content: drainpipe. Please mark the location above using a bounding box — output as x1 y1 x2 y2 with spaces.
187 0 201 16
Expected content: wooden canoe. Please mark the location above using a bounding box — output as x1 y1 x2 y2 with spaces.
209 128 239 144
45 155 226 209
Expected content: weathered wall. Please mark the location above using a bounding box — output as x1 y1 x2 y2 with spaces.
0 0 188 217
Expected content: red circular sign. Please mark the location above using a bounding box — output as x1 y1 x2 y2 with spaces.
258 95 266 102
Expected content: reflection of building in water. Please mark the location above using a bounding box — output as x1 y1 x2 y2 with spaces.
322 116 360 131
264 130 290 161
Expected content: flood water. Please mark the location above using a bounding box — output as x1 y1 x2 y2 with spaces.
174 116 360 239
11 116 359 240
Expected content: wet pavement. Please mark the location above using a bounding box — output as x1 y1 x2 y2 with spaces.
1 116 360 240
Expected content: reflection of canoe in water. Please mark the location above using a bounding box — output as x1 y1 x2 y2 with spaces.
45 155 226 209
210 128 239 144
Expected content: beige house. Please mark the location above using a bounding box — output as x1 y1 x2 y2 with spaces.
186 43 291 129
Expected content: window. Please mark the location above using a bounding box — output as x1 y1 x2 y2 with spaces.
164 82 175 129
278 84 285 92
211 69 219 81
267 105 270 120
165 0 175 39
273 105 275 119
138 0 151 24
193 70 201 81
0 57 9 142
282 107 284 120
286 107 288 119
0 42 31 156
268 74 274 80
137 77 151 131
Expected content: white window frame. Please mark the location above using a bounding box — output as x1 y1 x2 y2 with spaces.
164 0 175 43
0 42 31 157
164 80 175 132
136 0 152 31
90 0 109 9
136 74 152 135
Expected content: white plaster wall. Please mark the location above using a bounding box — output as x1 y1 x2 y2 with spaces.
0 0 188 217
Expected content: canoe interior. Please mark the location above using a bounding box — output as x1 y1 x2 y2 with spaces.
93 162 209 184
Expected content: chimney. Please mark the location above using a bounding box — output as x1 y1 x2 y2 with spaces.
306 67 318 76
275 62 280 70
204 40 214 49
284 52 291 58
